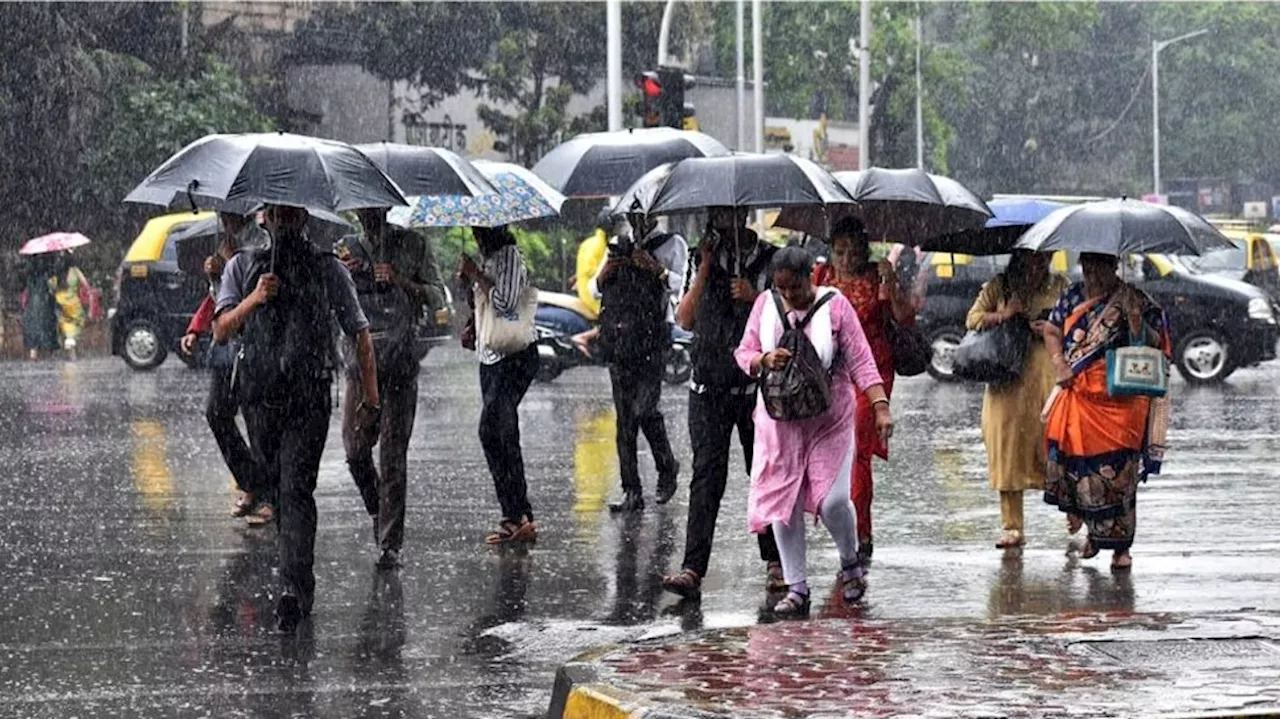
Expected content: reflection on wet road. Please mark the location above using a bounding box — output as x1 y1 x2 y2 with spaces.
0 350 1276 717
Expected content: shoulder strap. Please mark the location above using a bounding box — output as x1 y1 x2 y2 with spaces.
795 290 837 331
770 290 793 332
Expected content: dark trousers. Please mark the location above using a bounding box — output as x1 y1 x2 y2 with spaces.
479 345 539 523
680 385 779 578
609 356 678 495
243 384 332 613
206 366 267 496
343 363 419 552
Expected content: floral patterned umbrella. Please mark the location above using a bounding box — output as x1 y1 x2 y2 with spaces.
392 160 566 228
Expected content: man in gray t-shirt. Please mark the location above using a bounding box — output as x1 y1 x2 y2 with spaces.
213 204 379 631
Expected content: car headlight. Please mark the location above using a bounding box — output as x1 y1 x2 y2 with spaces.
1248 297 1274 322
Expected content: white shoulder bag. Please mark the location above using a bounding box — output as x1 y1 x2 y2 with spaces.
474 284 538 356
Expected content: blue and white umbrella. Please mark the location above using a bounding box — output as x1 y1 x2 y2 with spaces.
390 160 566 228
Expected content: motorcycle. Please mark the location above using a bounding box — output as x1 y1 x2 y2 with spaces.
533 291 692 385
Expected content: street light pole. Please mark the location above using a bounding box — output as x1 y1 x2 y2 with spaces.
607 0 622 131
736 0 746 150
915 8 923 170
858 0 871 170
1152 28 1207 198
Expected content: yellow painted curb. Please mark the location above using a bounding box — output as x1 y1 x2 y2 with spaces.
563 685 646 719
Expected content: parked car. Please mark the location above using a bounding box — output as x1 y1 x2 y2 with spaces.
916 250 1279 385
111 212 214 370
111 215 454 371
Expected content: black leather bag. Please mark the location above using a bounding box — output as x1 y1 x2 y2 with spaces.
761 291 836 421
890 321 930 377
953 320 1032 385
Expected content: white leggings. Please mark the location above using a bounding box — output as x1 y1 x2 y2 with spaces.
772 443 859 586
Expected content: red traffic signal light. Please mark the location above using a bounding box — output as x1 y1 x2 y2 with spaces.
636 71 663 98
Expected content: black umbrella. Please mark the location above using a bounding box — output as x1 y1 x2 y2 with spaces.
622 153 854 216
775 167 991 243
125 132 408 212
356 142 496 198
918 198 1066 255
532 127 730 199
1013 199 1235 256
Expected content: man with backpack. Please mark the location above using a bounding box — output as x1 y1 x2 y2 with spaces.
339 208 446 570
662 207 783 598
214 204 379 630
591 212 687 513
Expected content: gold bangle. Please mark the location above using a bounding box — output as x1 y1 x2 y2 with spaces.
871 398 890 409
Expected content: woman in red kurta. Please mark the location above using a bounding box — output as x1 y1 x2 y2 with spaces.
815 219 915 566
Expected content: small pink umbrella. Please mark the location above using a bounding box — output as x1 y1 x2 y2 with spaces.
19 232 91 256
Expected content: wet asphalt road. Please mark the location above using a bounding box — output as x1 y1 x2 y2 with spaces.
1 348 1278 718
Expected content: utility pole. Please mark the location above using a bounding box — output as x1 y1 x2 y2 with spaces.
752 0 763 154
915 9 924 170
607 0 622 131
1152 29 1207 198
736 0 746 150
858 0 871 170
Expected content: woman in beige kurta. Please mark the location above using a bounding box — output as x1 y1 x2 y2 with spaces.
965 250 1068 548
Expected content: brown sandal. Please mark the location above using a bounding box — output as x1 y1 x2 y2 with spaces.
1111 552 1132 571
662 569 702 598
1079 538 1100 559
485 519 537 545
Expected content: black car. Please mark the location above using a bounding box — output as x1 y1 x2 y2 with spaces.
916 251 1279 385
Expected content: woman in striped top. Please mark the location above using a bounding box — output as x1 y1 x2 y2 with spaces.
459 226 540 544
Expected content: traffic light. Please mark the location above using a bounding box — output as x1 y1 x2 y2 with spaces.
634 68 696 130
635 71 662 128
657 67 695 130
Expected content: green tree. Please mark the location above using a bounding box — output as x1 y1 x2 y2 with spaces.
475 3 608 166
705 1 964 172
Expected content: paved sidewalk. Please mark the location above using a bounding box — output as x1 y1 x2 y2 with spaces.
549 609 1280 718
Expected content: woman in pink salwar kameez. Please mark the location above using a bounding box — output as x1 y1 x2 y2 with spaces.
736 248 893 617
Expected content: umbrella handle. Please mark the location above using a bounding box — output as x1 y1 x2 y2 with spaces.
185 180 199 214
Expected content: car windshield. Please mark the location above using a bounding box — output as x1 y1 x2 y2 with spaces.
1183 246 1246 273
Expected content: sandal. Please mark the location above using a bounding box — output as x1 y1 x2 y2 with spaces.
995 530 1025 549
245 503 275 527
662 569 702 598
839 565 867 606
1079 538 1100 559
772 589 811 618
1111 552 1132 571
765 562 787 592
231 493 255 518
485 518 537 545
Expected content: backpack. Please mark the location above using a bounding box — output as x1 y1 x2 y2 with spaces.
234 244 335 406
691 242 776 387
596 234 674 364
761 290 837 422
338 236 418 378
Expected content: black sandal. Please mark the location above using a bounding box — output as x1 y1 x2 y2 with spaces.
772 589 810 618
839 564 868 605
765 562 787 592
662 569 702 598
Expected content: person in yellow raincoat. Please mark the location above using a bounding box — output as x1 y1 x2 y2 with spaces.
52 254 92 361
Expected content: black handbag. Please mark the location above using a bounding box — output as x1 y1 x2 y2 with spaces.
953 320 1032 384
890 321 930 377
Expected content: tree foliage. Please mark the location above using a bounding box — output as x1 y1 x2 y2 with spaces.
0 3 273 295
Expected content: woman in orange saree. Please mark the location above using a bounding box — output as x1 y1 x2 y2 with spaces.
1042 253 1171 571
